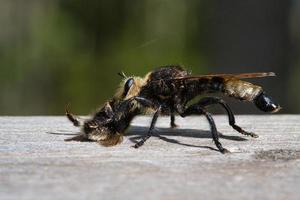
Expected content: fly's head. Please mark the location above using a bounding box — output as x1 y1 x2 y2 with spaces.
113 74 148 101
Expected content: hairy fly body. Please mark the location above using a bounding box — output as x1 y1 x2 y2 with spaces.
66 65 281 153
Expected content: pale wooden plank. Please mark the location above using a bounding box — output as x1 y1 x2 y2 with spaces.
0 115 299 200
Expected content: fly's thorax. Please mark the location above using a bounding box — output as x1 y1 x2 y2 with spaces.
224 79 262 101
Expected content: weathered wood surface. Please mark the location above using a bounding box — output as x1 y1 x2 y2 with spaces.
0 115 300 200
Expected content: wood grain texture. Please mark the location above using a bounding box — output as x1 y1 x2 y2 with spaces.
0 115 300 200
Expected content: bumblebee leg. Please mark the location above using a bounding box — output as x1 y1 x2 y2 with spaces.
181 104 229 154
65 104 80 127
133 106 162 148
170 111 178 128
198 97 258 138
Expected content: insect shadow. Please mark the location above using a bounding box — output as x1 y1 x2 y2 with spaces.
47 126 247 152
47 131 78 136
47 131 91 142
126 126 247 152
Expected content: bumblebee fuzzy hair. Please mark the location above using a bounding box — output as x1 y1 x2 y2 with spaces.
98 133 124 146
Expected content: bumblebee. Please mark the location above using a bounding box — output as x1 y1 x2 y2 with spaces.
66 65 281 153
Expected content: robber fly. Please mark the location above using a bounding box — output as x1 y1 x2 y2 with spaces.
65 65 280 153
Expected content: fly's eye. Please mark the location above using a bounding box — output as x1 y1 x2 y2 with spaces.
123 78 134 97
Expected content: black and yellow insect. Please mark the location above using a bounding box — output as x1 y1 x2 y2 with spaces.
66 65 281 153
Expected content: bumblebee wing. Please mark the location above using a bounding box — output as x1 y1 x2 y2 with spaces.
171 72 276 80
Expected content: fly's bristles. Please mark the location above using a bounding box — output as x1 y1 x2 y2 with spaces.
117 71 127 79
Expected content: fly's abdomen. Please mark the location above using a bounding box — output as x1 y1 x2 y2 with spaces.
223 79 280 112
187 77 280 113
224 79 262 101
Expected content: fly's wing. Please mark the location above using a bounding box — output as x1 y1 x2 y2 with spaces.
168 72 276 81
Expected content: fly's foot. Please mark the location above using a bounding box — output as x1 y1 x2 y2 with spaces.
132 140 145 149
232 124 258 138
132 135 151 148
170 123 179 128
239 129 259 138
245 131 259 138
220 148 231 154
215 142 230 154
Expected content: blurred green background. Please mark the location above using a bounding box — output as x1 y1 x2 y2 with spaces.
0 0 299 115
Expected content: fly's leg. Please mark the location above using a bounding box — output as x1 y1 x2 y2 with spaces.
133 106 161 148
131 97 161 148
181 104 230 154
198 97 258 138
170 110 178 128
